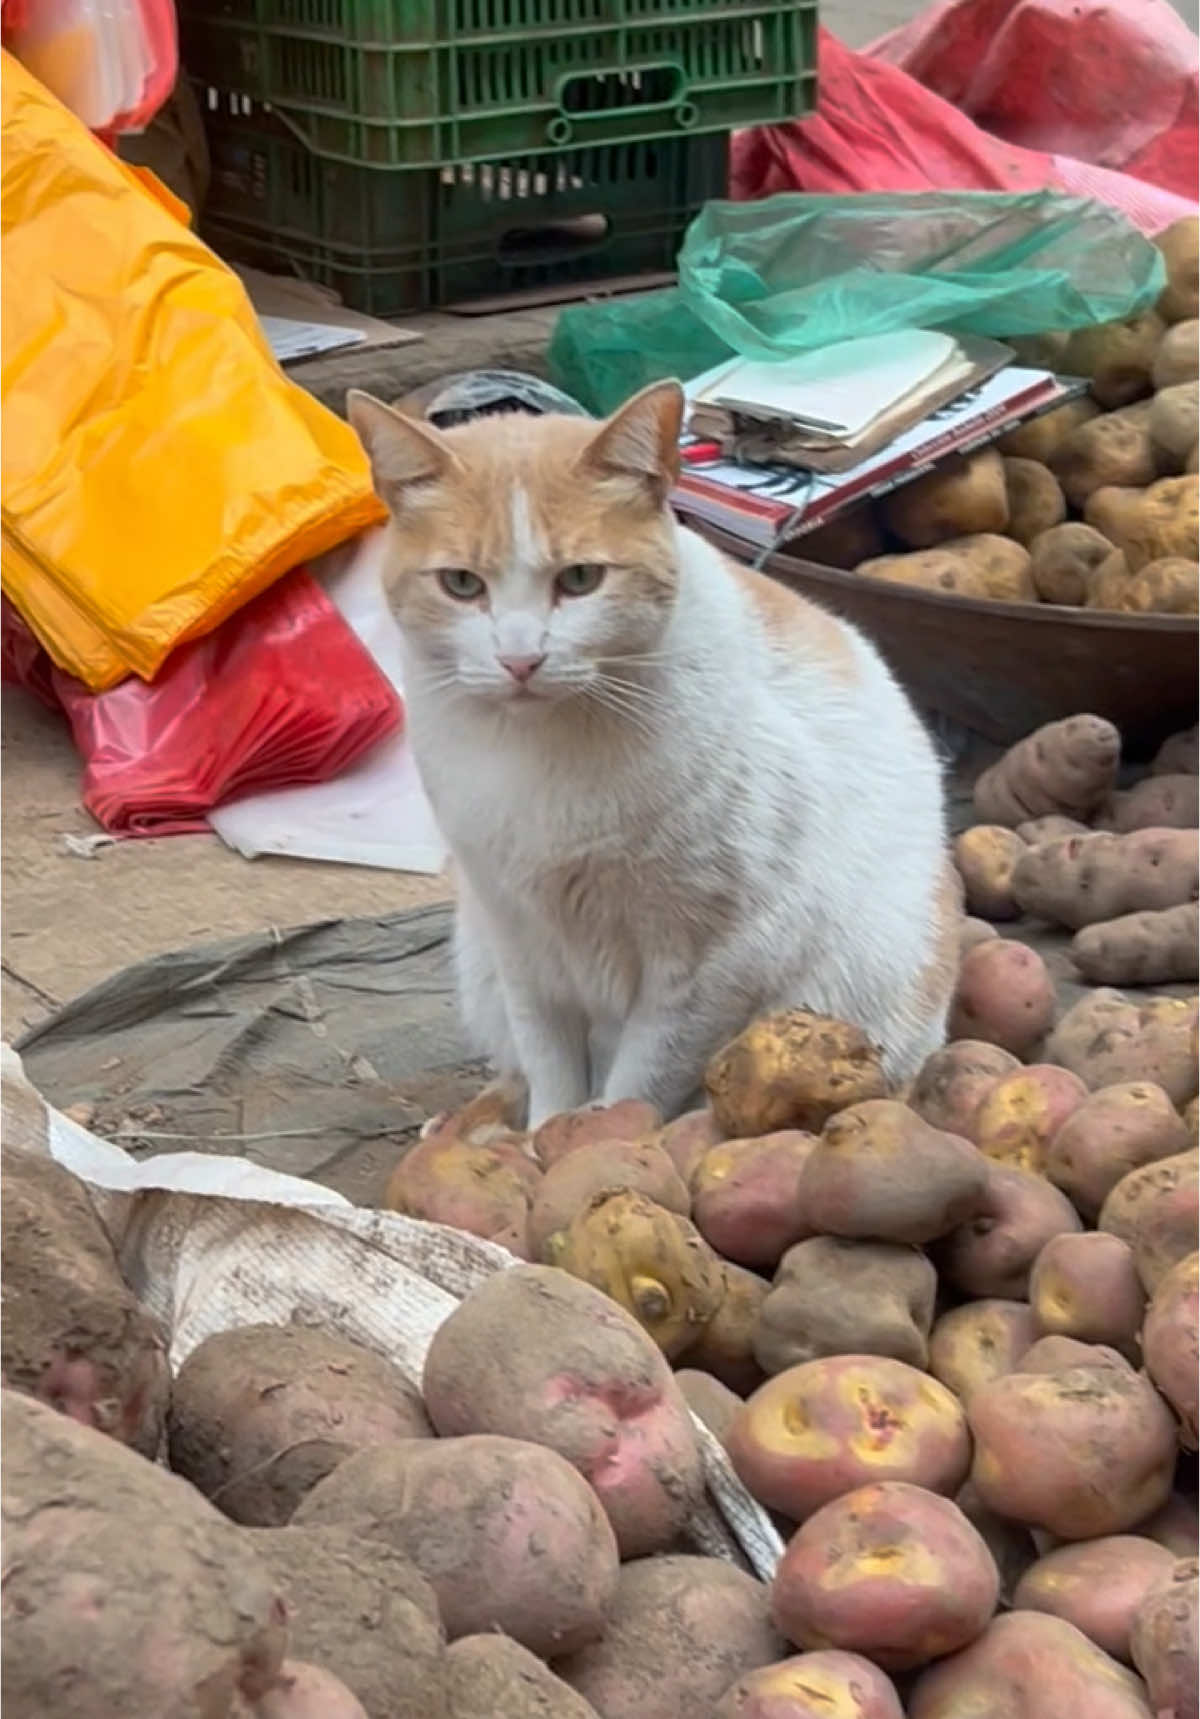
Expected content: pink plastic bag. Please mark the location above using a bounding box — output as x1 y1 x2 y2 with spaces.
731 20 1197 235
2 571 402 836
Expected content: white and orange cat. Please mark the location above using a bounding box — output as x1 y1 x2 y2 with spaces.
349 381 959 1126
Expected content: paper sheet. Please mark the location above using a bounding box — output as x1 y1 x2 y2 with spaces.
257 316 369 363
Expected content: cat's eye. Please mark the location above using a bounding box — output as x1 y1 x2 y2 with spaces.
437 567 487 601
556 563 606 598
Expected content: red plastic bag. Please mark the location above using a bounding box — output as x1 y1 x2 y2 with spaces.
3 571 402 835
732 23 1197 235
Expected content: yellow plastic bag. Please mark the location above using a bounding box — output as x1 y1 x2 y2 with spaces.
1 54 385 689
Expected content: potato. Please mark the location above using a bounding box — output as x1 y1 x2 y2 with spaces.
242 1524 445 1719
713 1650 904 1719
292 1433 618 1656
1189 1097 1200 1145
928 1300 1038 1405
1013 1535 1177 1663
856 534 1035 602
1099 1150 1200 1292
727 1356 970 1522
1028 521 1114 605
1131 1560 1199 1719
1072 903 1199 985
382 1131 541 1255
908 1040 1019 1138
415 1075 528 1148
1150 381 1200 469
795 1100 987 1245
252 1664 368 1719
973 714 1120 826
653 1108 722 1184
952 825 1025 920
686 1259 769 1395
1141 1252 1198 1446
796 504 886 570
1047 1076 1193 1217
533 1100 660 1169
959 916 999 953
421 1265 705 1558
880 448 1010 548
705 1010 888 1139
1152 725 1199 777
1153 320 1199 389
1063 314 1165 409
971 1066 1089 1175
555 1555 785 1719
948 937 1056 1057
1086 474 1200 571
998 395 1099 463
1 1144 170 1457
1046 990 1199 1105
443 1635 602 1719
3 1390 288 1719
675 1369 743 1448
691 1132 816 1268
1088 553 1200 614
1095 774 1200 832
1136 1490 1200 1557
528 1139 689 1259
1017 1334 1133 1375
544 1190 725 1358
1051 408 1159 508
755 1236 937 1373
936 1161 1081 1298
1003 457 1067 545
167 1324 432 1526
1029 1230 1146 1358
1013 829 1200 929
772 1481 998 1671
967 1361 1177 1537
1156 217 1200 323
1016 814 1090 842
907 1610 1158 1719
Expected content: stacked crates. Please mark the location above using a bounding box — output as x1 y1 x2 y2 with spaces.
182 0 818 312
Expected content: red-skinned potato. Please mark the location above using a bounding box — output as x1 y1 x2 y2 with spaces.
1141 1251 1199 1446
755 1237 936 1373
960 917 999 954
1013 1535 1177 1662
771 1483 999 1671
967 1361 1177 1538
555 1555 786 1719
653 1109 723 1184
253 1663 368 1719
1099 1149 1199 1292
527 1138 689 1259
948 938 1056 1057
291 1433 619 1657
936 1162 1081 1299
908 1040 1020 1139
1130 1558 1199 1719
907 1610 1158 1719
685 1259 769 1396
533 1101 660 1169
705 1011 888 1139
972 1065 1089 1174
420 1265 705 1559
691 1132 816 1268
1136 1491 1200 1557
713 1650 904 1719
382 1131 541 1255
1017 1334 1133 1374
796 1101 988 1245
727 1356 970 1522
1046 989 1199 1107
1046 1080 1191 1219
1029 1230 1147 1358
928 1300 1038 1405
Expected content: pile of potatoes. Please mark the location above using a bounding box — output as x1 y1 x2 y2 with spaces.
801 217 1200 615
954 713 1198 989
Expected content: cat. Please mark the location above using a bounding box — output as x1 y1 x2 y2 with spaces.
348 380 960 1127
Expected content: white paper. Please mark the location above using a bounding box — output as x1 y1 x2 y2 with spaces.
209 529 448 874
258 316 369 363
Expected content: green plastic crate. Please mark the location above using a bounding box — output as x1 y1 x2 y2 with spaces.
181 0 816 168
200 112 728 314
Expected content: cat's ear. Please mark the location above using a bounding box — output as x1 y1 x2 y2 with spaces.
347 390 459 511
578 381 684 501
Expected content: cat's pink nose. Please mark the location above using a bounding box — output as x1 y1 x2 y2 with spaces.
497 653 545 684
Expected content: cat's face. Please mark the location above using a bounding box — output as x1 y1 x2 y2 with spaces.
348 383 684 710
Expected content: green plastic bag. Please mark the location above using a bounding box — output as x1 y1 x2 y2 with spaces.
550 190 1166 414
